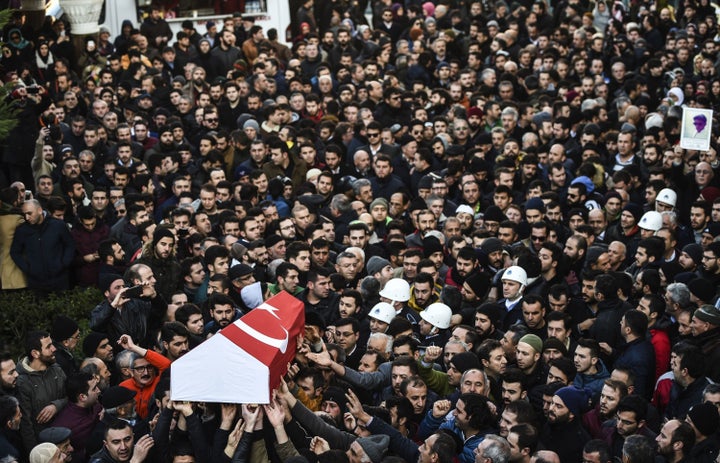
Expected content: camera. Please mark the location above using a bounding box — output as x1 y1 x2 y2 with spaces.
26 86 39 94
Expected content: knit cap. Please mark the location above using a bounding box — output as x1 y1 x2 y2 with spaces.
356 434 390 462
555 386 589 417
518 334 543 354
688 402 720 436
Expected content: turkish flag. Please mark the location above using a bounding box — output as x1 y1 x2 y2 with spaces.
171 291 305 403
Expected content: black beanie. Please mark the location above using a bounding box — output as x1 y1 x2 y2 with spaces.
50 315 78 342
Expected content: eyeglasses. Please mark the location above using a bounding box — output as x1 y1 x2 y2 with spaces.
132 365 153 372
205 118 219 123
367 132 380 137
531 236 546 242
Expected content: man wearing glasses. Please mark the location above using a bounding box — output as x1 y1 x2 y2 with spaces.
117 334 170 420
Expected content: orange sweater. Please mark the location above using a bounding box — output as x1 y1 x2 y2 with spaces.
119 350 171 419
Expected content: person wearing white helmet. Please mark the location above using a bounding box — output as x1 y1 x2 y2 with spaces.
378 277 423 326
367 302 396 334
655 188 677 212
418 302 453 347
638 211 662 238
499 266 527 330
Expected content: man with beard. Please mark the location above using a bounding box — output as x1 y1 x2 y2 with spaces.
203 293 241 335
82 332 117 385
151 324 184 369
98 240 127 278
700 242 720 288
136 228 181 302
303 268 339 325
210 28 241 79
477 339 507 401
583 379 628 439
655 419 695 463
474 304 505 342
446 247 485 290
16 331 67 451
0 395 22 460
0 353 19 396
52 372 102 462
541 386 591 462
563 235 587 295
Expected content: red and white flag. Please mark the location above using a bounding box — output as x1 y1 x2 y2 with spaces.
171 291 305 403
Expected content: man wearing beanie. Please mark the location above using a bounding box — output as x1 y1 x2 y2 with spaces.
687 402 720 462
678 243 703 274
606 203 642 251
419 347 481 397
135 226 181 301
690 304 720 383
355 435 390 462
516 334 546 391
541 386 591 463
50 315 80 377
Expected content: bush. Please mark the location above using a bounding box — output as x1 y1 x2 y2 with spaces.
0 287 103 357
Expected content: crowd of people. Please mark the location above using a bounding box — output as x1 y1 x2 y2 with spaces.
1 0 720 462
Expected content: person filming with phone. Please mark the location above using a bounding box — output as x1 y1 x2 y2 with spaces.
90 263 166 351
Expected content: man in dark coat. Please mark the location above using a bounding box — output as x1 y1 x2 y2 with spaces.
10 199 75 293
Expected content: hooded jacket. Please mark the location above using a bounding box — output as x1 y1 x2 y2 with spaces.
15 357 67 451
573 359 610 399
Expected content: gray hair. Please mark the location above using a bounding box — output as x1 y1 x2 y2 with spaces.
622 435 655 463
330 194 351 213
666 282 692 309
660 211 678 226
115 349 135 370
368 332 393 354
481 435 511 463
501 107 518 120
352 178 371 196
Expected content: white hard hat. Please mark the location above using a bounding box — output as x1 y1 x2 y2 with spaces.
656 188 677 207
368 302 396 324
639 211 663 231
378 278 411 302
501 266 527 286
420 303 452 330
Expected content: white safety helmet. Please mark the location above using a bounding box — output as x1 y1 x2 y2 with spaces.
420 303 452 330
501 266 527 286
368 302 396 324
639 211 663 231
378 278 411 302
656 188 677 208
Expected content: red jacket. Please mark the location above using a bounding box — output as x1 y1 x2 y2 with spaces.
119 350 171 419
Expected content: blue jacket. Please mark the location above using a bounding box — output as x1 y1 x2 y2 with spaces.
10 213 74 291
573 359 610 402
419 410 494 463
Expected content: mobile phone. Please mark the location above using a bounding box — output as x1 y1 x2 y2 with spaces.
24 191 31 200
124 285 144 298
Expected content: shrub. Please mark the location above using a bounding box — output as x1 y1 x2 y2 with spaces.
0 287 103 357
